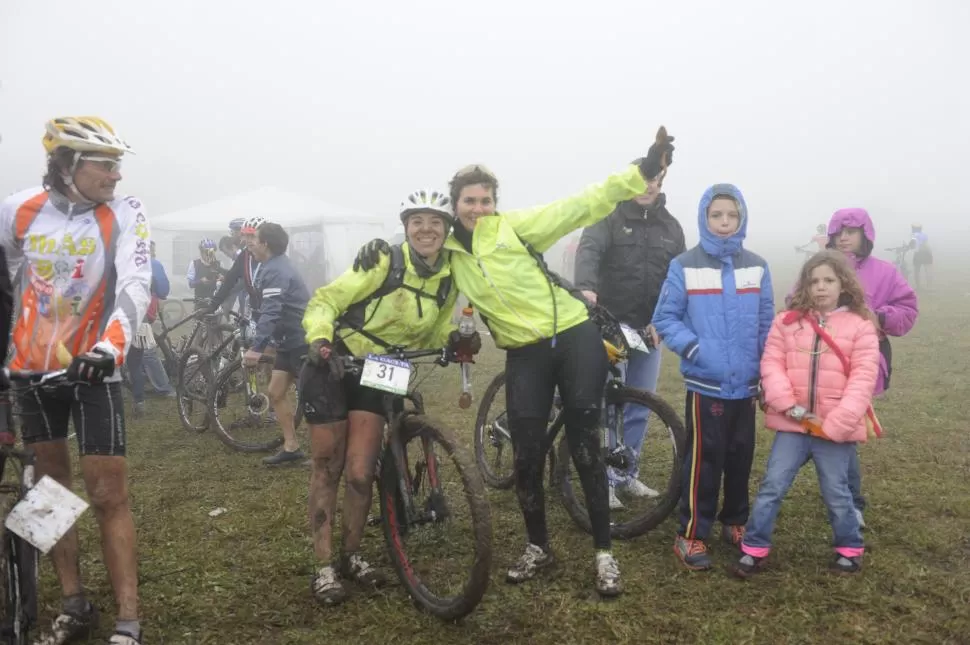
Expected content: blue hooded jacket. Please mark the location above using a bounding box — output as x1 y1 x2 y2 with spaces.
651 184 775 399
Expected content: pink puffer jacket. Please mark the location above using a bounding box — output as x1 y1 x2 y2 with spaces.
760 308 879 443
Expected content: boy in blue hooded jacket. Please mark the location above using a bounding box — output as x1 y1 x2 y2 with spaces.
652 184 774 571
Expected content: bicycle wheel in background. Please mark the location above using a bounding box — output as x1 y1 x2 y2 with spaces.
207 360 284 453
176 349 211 433
473 371 515 490
556 384 686 540
379 414 491 621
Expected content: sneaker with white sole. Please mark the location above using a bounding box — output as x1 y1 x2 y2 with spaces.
340 553 387 587
608 487 624 510
595 552 623 597
506 543 555 583
311 565 349 606
108 630 142 645
621 478 660 498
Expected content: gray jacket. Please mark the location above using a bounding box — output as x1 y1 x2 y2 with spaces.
252 254 310 352
574 195 685 328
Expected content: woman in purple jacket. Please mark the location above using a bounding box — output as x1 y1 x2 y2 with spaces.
824 208 919 527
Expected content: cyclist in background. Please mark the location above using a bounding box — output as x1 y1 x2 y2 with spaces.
796 224 828 255
205 216 266 317
187 238 223 303
0 116 148 645
909 223 933 290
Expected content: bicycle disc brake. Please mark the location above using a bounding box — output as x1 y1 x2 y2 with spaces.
247 392 270 416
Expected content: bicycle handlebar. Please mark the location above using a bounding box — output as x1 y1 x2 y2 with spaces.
340 347 456 373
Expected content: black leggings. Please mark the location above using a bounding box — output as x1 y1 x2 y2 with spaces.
505 320 611 551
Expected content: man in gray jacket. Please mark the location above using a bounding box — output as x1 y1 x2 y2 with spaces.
244 222 311 466
574 181 685 507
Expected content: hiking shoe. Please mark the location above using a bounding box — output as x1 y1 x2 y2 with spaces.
673 536 712 571
721 524 746 548
728 553 768 579
594 552 623 597
854 508 866 531
340 553 387 588
608 487 624 510
621 478 659 498
33 603 99 645
506 543 555 583
829 555 862 575
262 448 306 466
311 565 349 606
108 630 142 645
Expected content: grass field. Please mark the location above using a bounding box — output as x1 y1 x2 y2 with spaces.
36 277 970 644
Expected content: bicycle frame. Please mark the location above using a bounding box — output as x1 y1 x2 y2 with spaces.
345 348 456 526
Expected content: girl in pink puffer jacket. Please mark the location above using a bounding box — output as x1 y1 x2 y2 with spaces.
730 251 880 578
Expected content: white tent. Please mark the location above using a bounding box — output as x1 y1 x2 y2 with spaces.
152 186 391 297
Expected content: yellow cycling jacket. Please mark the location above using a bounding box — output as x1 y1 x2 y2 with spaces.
303 241 457 356
445 164 647 349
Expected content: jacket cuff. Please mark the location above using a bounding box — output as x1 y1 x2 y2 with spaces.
683 341 699 361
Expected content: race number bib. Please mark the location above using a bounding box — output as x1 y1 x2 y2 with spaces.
620 324 650 354
360 354 412 395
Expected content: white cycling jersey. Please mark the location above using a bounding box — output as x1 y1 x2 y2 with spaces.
0 186 152 372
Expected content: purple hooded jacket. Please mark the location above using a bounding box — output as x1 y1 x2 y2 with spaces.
789 208 918 395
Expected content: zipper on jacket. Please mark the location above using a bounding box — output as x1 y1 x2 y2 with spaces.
475 257 542 339
807 318 823 413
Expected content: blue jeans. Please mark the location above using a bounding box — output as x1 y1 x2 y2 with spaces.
128 346 175 403
744 432 863 553
607 347 663 485
848 445 865 511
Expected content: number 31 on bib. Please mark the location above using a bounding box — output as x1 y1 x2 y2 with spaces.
360 354 413 395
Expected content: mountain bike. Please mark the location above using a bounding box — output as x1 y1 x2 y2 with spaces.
343 347 491 621
474 304 686 539
175 308 240 434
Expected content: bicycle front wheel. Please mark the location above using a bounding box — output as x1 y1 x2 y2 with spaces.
378 414 492 621
556 384 686 540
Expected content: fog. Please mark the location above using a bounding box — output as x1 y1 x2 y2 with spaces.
2 0 968 275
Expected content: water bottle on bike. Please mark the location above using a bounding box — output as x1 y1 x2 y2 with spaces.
455 307 477 409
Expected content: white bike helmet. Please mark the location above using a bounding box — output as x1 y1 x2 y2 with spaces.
42 116 134 157
399 189 453 223
241 216 268 234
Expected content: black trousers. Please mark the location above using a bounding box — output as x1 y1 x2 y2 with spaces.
678 391 756 540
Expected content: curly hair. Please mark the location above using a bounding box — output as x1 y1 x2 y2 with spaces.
789 250 874 321
448 164 499 208
42 147 77 194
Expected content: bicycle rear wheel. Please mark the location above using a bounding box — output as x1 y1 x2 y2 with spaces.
556 384 686 540
473 371 515 490
378 414 491 621
207 360 284 453
176 349 211 433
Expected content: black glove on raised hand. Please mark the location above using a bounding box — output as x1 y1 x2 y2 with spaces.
636 126 675 180
67 348 116 384
353 239 391 272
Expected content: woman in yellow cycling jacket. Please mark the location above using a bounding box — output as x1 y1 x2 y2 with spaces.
355 128 675 597
300 189 477 606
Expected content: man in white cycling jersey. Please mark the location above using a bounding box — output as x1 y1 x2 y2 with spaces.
0 116 149 645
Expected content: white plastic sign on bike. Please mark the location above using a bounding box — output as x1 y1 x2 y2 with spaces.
620 324 650 353
360 354 412 395
5 475 89 554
